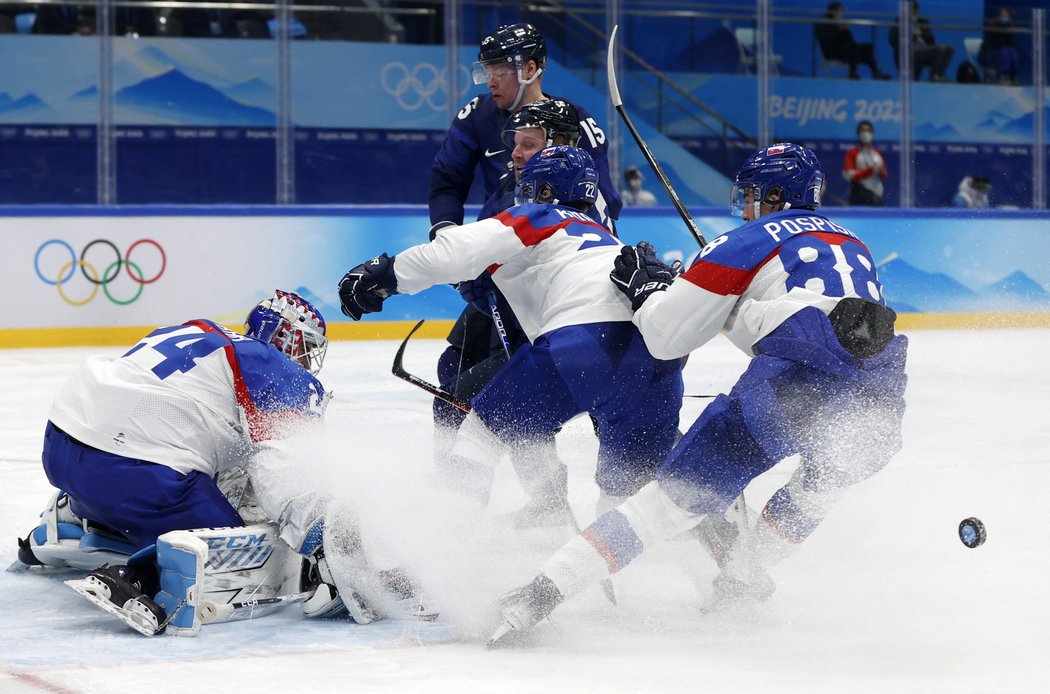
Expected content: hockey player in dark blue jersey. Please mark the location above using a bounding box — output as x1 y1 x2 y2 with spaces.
490 143 909 644
427 21 622 530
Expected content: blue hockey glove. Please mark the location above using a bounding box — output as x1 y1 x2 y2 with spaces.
338 253 398 321
609 241 684 311
456 271 497 312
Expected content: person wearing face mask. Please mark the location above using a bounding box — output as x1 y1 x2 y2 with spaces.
981 6 1019 85
621 166 657 206
843 120 887 206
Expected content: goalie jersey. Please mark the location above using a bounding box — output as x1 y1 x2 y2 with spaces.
48 320 327 477
394 202 633 341
634 209 888 359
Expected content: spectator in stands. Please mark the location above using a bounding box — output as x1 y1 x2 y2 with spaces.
890 1 954 82
951 175 992 208
843 120 887 207
815 2 889 80
981 6 1020 85
621 166 657 206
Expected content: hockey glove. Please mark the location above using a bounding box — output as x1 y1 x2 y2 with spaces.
338 253 398 321
609 241 684 311
456 271 497 312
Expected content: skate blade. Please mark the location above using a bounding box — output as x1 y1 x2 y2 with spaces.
486 619 516 648
65 579 160 637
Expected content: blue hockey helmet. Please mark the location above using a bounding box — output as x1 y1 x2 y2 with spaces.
244 290 328 375
730 143 824 218
514 145 599 208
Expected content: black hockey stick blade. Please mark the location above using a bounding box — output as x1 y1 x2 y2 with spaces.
392 320 472 413
607 25 707 249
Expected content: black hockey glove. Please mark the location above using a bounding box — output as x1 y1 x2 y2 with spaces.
338 253 399 321
610 241 684 311
456 271 497 312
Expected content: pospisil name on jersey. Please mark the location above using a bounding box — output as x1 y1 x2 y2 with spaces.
761 215 859 243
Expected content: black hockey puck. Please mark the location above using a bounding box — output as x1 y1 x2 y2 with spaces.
958 517 986 548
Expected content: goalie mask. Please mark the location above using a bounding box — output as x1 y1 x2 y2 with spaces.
244 290 328 375
501 98 581 150
730 143 824 219
473 22 546 110
515 145 599 208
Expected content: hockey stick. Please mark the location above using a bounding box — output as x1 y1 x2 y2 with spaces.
607 25 707 249
198 590 314 624
392 320 472 413
486 291 512 359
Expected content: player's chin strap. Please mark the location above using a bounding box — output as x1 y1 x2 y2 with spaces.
509 66 543 111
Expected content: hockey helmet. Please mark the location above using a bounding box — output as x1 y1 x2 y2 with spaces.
730 143 824 218
515 145 599 208
501 98 581 150
244 290 328 375
472 22 546 85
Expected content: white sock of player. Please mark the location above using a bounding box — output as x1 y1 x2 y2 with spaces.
540 481 702 599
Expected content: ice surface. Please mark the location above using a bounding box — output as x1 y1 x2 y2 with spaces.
1 330 1047 693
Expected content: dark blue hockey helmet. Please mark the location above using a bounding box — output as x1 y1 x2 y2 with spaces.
473 22 547 85
501 98 581 149
244 289 328 374
730 143 824 217
515 145 599 208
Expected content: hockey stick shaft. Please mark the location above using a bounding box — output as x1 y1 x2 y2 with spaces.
607 25 707 249
486 292 512 359
392 319 472 413
198 590 314 623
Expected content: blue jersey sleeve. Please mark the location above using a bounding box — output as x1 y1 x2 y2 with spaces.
428 94 514 229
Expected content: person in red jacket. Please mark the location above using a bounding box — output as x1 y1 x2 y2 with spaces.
843 120 887 206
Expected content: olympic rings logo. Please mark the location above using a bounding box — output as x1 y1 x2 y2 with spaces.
380 61 472 112
34 239 167 306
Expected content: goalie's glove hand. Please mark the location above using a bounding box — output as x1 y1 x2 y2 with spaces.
455 271 497 312
338 253 398 321
610 241 683 311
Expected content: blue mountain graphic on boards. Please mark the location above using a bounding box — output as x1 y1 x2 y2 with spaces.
879 258 1049 312
983 271 1050 304
116 69 275 126
0 93 52 116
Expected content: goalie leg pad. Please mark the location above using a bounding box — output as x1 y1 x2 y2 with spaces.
155 531 207 636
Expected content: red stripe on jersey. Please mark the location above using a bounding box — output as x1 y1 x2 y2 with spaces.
682 231 870 296
186 320 298 443
494 209 607 248
582 527 621 573
682 247 780 296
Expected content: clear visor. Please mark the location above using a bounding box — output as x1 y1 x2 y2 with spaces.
729 182 761 217
471 59 518 85
501 127 548 151
514 179 538 206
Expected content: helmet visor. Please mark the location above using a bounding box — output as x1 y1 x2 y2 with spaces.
471 60 517 86
729 182 762 217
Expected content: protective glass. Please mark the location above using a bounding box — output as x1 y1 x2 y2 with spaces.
502 128 548 152
471 61 517 85
729 182 762 217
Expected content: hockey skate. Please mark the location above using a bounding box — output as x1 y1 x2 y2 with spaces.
488 574 564 647
66 565 169 637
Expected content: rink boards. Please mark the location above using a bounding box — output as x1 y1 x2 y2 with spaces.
3 205 1049 347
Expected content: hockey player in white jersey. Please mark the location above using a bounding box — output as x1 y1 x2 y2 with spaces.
489 143 909 644
339 145 684 516
17 291 428 635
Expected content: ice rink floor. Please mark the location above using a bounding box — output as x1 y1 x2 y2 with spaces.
1 328 1047 693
